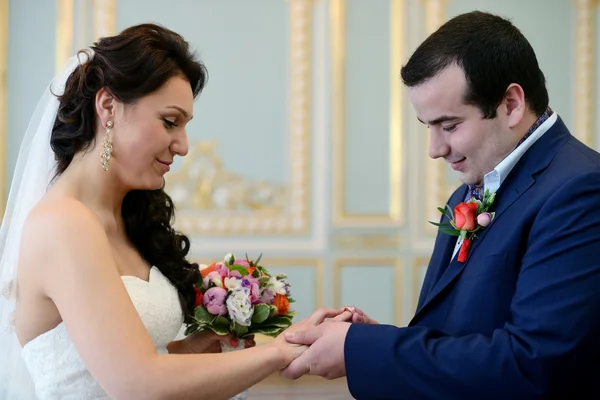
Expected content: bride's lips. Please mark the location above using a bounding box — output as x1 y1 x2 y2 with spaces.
156 159 172 172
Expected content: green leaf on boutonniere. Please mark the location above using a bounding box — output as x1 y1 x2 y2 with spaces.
437 207 447 215
445 204 455 221
429 221 454 228
460 230 468 239
439 228 461 236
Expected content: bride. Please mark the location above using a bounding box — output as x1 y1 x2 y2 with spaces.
0 23 351 399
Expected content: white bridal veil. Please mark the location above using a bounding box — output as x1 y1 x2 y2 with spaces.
0 51 91 399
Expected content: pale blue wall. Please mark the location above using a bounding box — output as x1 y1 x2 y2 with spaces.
6 0 56 187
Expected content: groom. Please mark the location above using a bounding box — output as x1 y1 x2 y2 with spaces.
281 11 600 399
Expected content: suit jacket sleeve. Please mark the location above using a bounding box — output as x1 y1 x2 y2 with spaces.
344 171 600 399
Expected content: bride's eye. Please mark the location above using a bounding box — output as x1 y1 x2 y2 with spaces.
163 118 178 129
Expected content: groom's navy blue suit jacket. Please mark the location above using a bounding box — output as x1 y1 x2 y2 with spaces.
345 117 600 399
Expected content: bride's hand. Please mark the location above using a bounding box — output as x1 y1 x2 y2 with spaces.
268 307 349 366
333 306 379 325
182 330 256 354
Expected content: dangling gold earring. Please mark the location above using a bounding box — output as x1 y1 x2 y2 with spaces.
101 120 113 171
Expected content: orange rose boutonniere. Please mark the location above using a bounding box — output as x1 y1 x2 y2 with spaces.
430 189 496 262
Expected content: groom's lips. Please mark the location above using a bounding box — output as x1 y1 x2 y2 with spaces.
449 157 466 171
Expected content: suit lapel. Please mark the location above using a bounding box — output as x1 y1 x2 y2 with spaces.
411 116 572 323
415 186 467 310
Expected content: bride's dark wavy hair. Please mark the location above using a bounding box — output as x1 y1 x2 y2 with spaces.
50 23 205 323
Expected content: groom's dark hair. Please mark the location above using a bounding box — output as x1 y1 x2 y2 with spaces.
400 11 549 119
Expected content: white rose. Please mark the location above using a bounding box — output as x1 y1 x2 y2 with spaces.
269 276 287 295
226 288 254 326
224 276 243 291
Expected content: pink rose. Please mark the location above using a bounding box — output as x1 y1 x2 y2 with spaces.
233 259 251 268
203 287 228 316
202 271 223 288
477 212 492 227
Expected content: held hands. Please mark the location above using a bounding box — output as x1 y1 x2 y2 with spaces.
267 307 354 367
279 305 378 380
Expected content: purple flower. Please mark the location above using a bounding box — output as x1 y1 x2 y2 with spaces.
203 287 228 316
241 276 261 304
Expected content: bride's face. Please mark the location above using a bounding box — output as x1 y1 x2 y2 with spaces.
110 75 194 190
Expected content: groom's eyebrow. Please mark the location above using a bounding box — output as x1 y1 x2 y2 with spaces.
417 115 460 125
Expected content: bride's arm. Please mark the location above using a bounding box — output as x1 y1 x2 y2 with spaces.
20 200 315 400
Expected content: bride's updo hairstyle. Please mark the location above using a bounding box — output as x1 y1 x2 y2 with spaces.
49 23 206 323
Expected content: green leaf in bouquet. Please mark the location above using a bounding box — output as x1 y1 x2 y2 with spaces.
210 317 231 335
254 253 263 266
251 304 271 324
268 305 279 318
275 273 288 280
194 306 216 324
184 323 199 336
248 325 283 337
228 265 249 276
259 276 270 285
252 269 260 278
265 315 293 328
231 321 249 337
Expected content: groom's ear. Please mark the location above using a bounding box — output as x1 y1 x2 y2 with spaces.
95 87 115 126
502 83 526 129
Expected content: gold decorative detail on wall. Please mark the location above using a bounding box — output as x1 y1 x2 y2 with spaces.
422 0 449 235
333 258 403 325
411 256 430 313
0 0 6 216
572 0 597 147
166 141 287 213
331 0 405 227
56 0 74 72
93 0 116 39
332 232 402 250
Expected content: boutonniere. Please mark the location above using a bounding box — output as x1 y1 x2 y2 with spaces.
430 189 496 262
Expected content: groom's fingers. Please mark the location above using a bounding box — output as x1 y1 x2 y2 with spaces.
280 351 312 380
285 326 320 345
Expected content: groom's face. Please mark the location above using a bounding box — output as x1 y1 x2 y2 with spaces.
408 65 514 186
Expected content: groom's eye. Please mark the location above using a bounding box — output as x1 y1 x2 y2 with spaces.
442 124 457 132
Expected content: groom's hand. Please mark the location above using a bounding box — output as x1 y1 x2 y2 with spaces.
279 321 350 380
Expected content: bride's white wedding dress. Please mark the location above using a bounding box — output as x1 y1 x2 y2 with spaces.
19 266 184 399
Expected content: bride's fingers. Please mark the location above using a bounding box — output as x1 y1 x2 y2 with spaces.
306 307 346 325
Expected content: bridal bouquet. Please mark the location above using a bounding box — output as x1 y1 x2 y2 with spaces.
185 253 295 339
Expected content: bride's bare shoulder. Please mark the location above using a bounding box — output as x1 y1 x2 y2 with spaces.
22 196 106 251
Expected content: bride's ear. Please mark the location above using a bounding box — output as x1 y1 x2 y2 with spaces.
95 87 115 127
